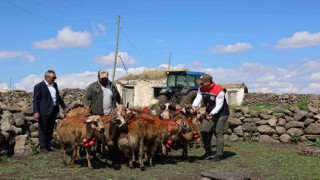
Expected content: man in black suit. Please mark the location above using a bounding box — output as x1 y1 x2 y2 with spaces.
33 70 68 153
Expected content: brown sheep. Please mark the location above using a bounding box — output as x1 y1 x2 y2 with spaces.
55 115 105 169
117 114 189 171
66 107 90 117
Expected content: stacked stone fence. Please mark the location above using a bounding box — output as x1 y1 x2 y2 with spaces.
243 93 320 106
225 102 320 144
0 89 320 156
0 89 84 156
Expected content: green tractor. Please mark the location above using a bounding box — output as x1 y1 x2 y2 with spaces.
158 71 204 106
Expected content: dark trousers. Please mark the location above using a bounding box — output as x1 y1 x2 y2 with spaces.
200 115 228 156
38 107 58 148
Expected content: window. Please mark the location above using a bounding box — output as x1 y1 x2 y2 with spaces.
176 75 187 87
188 75 196 87
167 75 175 87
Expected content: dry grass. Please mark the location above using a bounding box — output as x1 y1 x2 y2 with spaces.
219 84 247 89
116 68 192 81
0 89 12 92
117 69 166 81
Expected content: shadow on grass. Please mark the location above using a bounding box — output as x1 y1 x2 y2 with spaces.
58 146 238 171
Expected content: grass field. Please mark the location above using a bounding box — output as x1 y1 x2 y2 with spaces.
229 101 309 112
0 141 319 180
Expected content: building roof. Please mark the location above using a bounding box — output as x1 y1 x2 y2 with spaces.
219 83 247 89
115 70 166 81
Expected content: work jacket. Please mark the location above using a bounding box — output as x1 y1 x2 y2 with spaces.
83 80 123 115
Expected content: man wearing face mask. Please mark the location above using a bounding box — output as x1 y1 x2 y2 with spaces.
33 70 68 153
83 69 123 115
190 74 230 162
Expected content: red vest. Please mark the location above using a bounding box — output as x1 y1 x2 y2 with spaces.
199 82 225 96
199 83 229 115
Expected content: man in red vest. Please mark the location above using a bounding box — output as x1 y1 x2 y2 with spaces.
191 74 230 162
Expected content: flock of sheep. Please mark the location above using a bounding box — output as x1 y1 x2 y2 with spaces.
53 103 207 170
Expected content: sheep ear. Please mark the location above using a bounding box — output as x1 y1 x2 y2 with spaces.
83 120 92 124
84 115 98 124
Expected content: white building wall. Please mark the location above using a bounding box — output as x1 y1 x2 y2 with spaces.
117 80 246 107
116 79 165 108
225 88 245 106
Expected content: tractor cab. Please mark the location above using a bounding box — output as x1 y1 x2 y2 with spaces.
159 71 204 106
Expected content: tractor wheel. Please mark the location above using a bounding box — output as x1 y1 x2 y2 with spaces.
158 95 169 106
181 90 198 106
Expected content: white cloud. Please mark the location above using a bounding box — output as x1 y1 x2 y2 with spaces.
33 27 92 50
0 83 9 89
92 22 106 36
14 64 189 92
206 43 253 53
56 71 98 89
239 62 264 72
309 83 320 88
258 75 276 82
279 87 299 93
0 50 35 62
300 61 320 73
159 64 187 70
306 72 320 82
94 52 138 66
14 74 42 92
275 31 320 49
258 87 269 93
191 61 320 94
301 83 320 94
13 61 320 94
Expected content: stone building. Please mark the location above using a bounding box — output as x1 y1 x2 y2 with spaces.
116 78 248 107
115 79 165 108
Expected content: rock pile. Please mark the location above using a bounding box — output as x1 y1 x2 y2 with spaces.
225 103 320 143
243 93 320 106
0 89 84 156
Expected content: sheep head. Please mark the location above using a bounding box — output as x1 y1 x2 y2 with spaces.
84 115 105 134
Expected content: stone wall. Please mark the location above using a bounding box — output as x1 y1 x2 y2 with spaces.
0 89 84 156
243 93 320 106
225 101 320 143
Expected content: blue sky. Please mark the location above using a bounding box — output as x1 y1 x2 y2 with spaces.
1 0 320 93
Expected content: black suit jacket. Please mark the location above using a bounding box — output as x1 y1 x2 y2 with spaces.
33 81 66 116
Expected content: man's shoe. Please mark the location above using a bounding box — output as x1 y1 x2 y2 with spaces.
199 151 215 160
39 148 48 154
47 146 59 152
209 155 224 162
